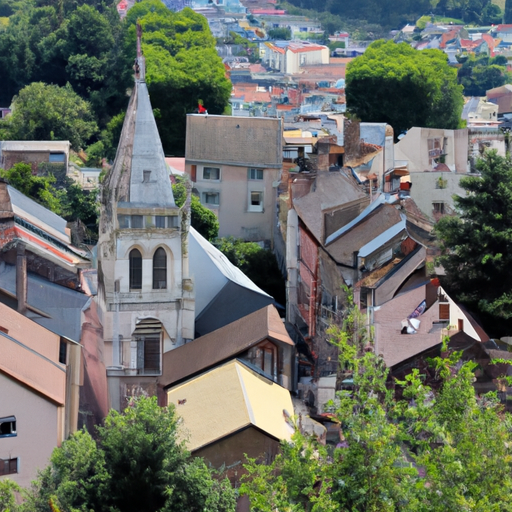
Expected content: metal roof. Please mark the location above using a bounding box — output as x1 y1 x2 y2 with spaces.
8 185 68 242
167 360 294 451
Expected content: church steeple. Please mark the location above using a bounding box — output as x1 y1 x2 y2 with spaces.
102 22 175 210
97 26 194 410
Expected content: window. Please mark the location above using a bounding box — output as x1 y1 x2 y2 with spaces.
202 167 220 180
131 215 143 228
59 340 67 364
167 216 179 228
143 170 151 183
49 153 65 163
249 342 277 380
203 192 220 205
118 215 130 229
136 337 160 374
0 458 17 476
129 249 142 290
248 168 264 180
248 191 263 212
153 248 167 289
433 202 445 214
119 215 178 229
0 417 16 438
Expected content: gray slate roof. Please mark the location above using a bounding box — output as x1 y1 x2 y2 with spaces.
0 263 89 342
8 185 68 240
185 115 282 168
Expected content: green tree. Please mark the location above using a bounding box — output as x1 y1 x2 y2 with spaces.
346 40 464 139
0 162 62 213
0 479 22 512
4 82 98 150
0 0 130 120
267 27 292 40
172 176 219 241
27 397 236 512
60 181 99 232
506 0 512 24
435 150 512 336
457 54 511 96
123 1 232 155
215 236 285 305
241 296 512 510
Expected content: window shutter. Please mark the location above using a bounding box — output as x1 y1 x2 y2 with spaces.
144 337 160 373
137 339 144 371
439 303 450 320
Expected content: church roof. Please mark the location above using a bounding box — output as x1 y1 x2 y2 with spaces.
104 59 176 209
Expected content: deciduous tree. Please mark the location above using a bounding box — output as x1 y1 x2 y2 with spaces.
3 82 98 150
172 176 219 241
25 397 236 512
346 40 464 139
240 294 512 510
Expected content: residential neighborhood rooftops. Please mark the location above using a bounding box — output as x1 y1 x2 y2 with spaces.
292 171 368 244
167 359 294 451
162 304 292 388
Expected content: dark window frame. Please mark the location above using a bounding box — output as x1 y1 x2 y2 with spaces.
0 458 18 476
0 417 16 438
152 248 167 289
129 249 143 290
136 336 161 375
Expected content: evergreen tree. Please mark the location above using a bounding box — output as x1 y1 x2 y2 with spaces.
436 150 512 336
505 0 512 23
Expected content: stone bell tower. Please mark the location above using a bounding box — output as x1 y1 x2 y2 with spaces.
97 24 194 410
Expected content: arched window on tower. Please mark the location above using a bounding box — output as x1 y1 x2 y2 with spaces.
153 247 167 289
129 249 142 289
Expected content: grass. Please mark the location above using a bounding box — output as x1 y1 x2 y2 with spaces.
493 0 505 11
417 14 466 29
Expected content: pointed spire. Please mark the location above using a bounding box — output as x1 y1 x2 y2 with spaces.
135 22 146 82
105 23 175 209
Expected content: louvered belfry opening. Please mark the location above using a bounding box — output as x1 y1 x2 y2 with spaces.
152 247 167 289
133 319 162 374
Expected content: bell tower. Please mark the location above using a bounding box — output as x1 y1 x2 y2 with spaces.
97 25 194 410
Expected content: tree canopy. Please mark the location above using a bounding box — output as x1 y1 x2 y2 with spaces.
123 2 231 155
240 296 512 511
285 0 501 29
436 150 512 337
16 396 236 512
346 40 464 139
1 82 98 151
0 162 99 234
457 54 512 97
172 176 219 241
215 236 285 305
0 0 230 156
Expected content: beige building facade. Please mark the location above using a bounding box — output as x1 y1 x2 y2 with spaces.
185 115 283 242
395 127 469 173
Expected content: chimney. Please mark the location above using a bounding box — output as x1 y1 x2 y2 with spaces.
16 242 27 314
